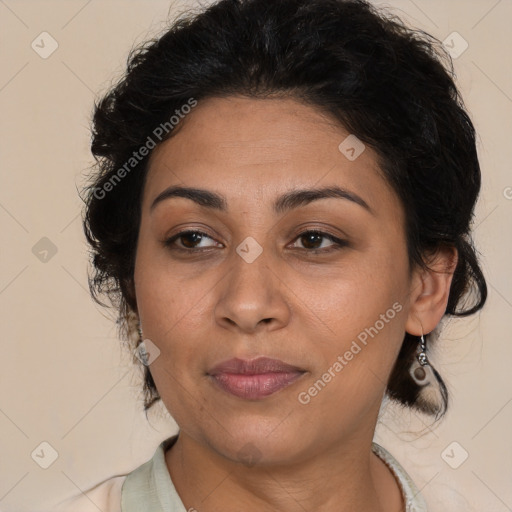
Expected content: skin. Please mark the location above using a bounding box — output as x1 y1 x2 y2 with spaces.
133 95 457 512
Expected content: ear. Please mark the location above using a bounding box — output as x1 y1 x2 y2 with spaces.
405 246 458 336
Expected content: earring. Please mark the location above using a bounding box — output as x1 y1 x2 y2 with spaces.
124 309 142 347
410 334 429 384
409 333 448 417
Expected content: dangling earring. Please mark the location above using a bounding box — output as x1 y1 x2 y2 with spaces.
410 334 429 385
124 309 142 347
409 333 448 417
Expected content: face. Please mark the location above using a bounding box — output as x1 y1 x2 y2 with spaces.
134 95 417 465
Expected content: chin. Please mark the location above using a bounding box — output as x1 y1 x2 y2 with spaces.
202 418 306 467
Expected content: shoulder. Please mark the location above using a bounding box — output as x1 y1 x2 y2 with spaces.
52 436 180 512
53 475 126 512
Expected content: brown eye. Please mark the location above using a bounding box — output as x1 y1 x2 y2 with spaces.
163 229 347 254
299 232 324 249
290 230 347 252
164 230 220 251
180 231 205 248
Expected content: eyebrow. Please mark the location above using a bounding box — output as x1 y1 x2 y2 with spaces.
150 184 374 216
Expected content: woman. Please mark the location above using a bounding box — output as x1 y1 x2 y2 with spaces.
54 0 487 510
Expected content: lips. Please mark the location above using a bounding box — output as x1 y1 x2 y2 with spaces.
209 356 305 375
207 357 306 400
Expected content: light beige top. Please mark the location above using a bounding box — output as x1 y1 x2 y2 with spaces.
54 434 428 511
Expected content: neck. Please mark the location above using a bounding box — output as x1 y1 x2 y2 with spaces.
165 429 403 512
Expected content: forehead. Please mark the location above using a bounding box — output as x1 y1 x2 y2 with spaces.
143 96 399 219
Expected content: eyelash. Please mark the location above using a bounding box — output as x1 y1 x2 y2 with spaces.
163 229 348 254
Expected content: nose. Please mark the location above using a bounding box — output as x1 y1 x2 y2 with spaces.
214 247 291 334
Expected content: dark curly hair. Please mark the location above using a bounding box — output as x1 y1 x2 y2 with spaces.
83 0 487 417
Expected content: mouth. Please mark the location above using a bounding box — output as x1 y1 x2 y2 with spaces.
207 357 307 400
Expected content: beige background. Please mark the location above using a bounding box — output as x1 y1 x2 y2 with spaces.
1 0 511 510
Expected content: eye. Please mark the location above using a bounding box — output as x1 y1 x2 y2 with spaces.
164 230 222 251
289 230 347 252
163 229 347 254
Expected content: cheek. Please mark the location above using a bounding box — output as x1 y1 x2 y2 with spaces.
305 251 406 337
296 287 406 430
135 265 211 355
134 250 213 424
300 250 408 394
133 240 224 408
134 227 207 334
